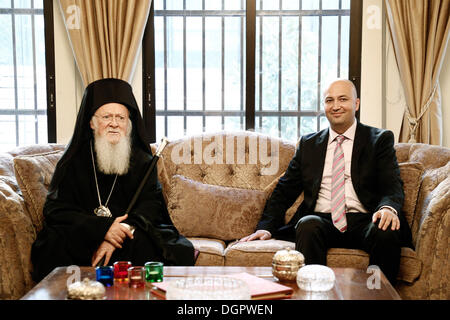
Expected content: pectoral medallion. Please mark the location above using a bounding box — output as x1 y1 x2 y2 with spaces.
94 205 112 218
91 140 118 219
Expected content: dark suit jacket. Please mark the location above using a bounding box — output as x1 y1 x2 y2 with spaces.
257 121 413 247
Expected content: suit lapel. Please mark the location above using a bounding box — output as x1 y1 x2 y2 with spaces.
312 129 329 197
351 122 366 187
316 129 329 171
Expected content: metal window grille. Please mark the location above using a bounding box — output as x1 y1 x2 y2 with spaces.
148 0 357 143
254 0 351 141
0 0 48 152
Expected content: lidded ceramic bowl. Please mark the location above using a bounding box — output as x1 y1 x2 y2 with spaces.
272 247 305 281
296 264 335 291
67 277 106 300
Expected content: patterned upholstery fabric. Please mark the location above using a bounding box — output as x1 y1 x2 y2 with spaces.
396 144 450 299
0 180 35 299
157 135 449 300
0 144 65 300
398 162 424 227
13 151 64 232
224 239 295 266
0 137 448 300
159 132 295 191
188 238 226 266
167 175 269 240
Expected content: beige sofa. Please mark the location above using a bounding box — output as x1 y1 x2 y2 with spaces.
0 131 448 299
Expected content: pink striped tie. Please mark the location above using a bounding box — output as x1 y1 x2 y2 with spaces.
331 135 347 232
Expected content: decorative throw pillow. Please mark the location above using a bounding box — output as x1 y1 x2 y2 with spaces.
13 150 64 232
398 162 424 227
263 172 303 223
167 175 269 241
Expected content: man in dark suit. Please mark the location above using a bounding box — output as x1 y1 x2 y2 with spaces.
240 79 412 284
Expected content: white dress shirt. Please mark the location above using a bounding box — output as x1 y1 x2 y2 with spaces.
314 120 368 214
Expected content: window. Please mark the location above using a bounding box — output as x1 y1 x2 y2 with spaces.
0 0 55 152
143 0 361 143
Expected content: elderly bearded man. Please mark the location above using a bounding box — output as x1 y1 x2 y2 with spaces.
31 78 195 281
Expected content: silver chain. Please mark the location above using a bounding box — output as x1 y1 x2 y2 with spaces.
90 140 118 209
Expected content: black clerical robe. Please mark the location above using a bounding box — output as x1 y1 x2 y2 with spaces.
31 141 194 282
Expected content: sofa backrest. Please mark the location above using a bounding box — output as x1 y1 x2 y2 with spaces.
154 131 298 240
13 147 66 232
157 131 296 191
1 144 66 232
0 144 64 195
395 143 450 169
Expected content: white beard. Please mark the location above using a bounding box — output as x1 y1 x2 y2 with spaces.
94 125 132 176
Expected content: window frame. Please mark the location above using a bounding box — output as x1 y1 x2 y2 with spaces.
44 0 56 143
142 0 362 143
0 0 55 148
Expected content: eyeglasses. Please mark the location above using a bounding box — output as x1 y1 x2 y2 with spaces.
94 113 128 125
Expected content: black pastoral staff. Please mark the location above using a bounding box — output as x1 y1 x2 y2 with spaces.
31 78 195 282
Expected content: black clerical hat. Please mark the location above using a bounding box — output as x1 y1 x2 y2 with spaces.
49 78 152 193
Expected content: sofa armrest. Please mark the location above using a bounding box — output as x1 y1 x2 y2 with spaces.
0 180 36 299
412 172 449 299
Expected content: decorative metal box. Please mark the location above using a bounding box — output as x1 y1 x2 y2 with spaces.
272 247 305 281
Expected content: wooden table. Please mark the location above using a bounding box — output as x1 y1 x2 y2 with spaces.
21 266 400 300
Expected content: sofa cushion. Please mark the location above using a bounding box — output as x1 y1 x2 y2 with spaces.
326 248 370 269
188 238 226 266
263 172 304 224
397 247 422 284
398 162 424 227
224 239 295 266
224 240 421 284
167 175 268 241
327 247 421 284
13 150 63 232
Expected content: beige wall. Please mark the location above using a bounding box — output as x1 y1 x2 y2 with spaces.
360 0 384 129
54 0 78 144
54 0 450 147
